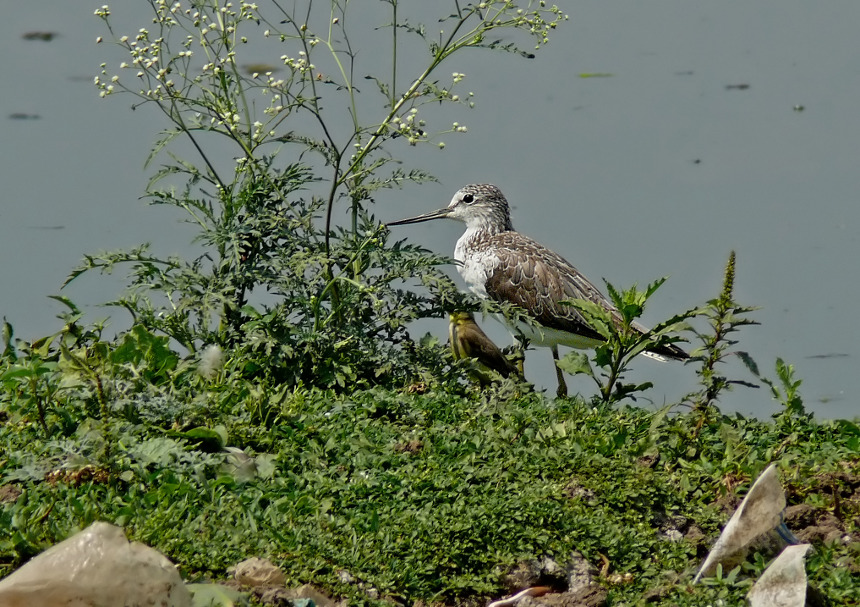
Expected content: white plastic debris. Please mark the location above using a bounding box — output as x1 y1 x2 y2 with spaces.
0 521 191 607
747 544 812 607
694 463 793 582
488 586 552 607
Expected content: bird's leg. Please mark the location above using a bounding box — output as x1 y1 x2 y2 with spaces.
551 346 568 398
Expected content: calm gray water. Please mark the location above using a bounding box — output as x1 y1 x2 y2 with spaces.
2 1 858 419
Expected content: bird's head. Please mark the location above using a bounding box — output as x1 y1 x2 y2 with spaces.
448 310 476 326
387 183 514 233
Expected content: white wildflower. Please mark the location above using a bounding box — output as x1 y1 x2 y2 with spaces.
199 344 224 379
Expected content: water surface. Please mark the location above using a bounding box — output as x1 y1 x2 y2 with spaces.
2 1 858 419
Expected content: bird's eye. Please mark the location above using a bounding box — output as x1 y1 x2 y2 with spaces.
462 194 475 204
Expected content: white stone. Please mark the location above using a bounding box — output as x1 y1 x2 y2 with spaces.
232 556 286 586
0 521 190 607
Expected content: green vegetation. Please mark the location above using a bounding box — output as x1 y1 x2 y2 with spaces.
1 329 858 604
1 1 858 605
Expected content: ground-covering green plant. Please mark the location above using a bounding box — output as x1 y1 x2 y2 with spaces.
1 301 857 604
1 344 858 604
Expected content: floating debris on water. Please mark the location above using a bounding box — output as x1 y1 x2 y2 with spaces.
22 31 58 41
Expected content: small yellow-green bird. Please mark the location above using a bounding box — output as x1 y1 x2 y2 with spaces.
448 312 520 382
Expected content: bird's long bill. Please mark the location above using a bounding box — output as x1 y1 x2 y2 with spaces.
386 207 451 226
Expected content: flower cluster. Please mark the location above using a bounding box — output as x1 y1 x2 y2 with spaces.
93 0 568 204
390 109 426 146
519 2 569 49
280 51 315 75
471 1 568 51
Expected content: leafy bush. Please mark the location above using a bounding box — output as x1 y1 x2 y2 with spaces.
78 0 567 390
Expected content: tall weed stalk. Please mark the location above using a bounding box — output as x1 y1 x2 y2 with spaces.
77 1 567 388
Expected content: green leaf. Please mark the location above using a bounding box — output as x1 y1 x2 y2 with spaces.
132 437 184 466
556 351 592 376
187 583 249 607
173 425 228 451
46 295 81 315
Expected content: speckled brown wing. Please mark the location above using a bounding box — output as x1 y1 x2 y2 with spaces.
482 232 689 360
482 232 616 341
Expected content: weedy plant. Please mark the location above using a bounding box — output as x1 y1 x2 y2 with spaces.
553 251 768 410
76 1 567 390
685 250 760 412
555 277 693 404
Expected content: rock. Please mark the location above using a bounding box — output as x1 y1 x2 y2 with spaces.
0 484 22 504
642 583 672 603
336 569 355 584
257 585 294 606
655 512 689 541
783 503 818 528
501 551 597 595
796 525 845 545
0 521 190 607
238 579 340 607
663 529 684 542
684 524 706 548
232 556 286 586
501 559 552 590
565 552 597 594
495 552 601 607
518 584 608 607
288 583 337 607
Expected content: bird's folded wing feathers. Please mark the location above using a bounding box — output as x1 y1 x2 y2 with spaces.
483 233 617 341
467 331 518 376
480 232 688 360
